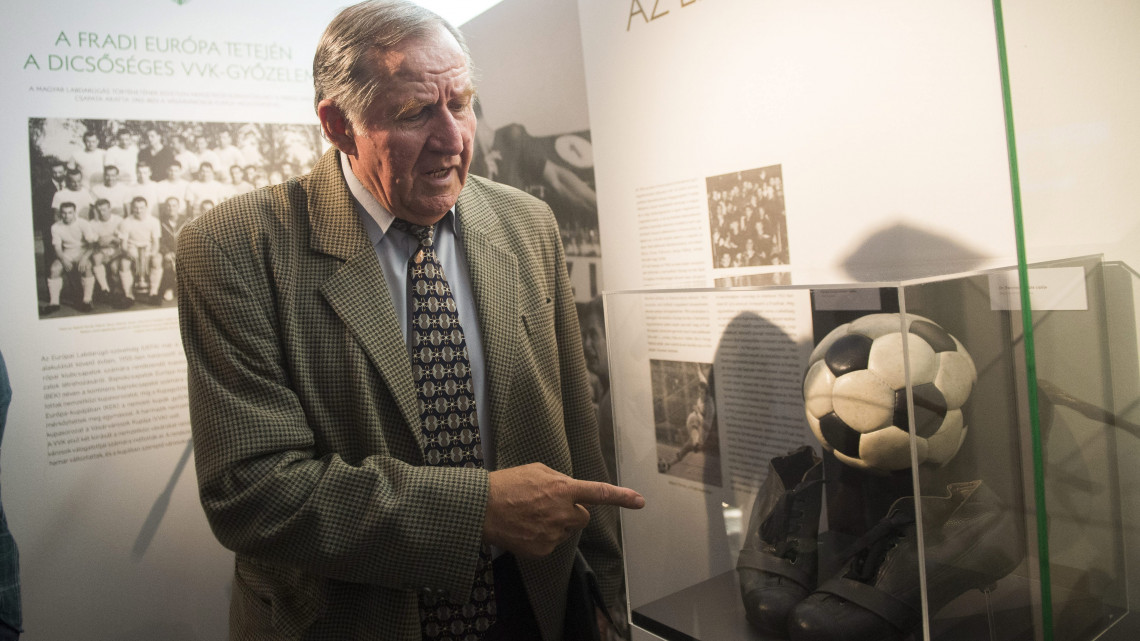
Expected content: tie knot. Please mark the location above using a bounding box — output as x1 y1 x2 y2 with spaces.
390 218 435 247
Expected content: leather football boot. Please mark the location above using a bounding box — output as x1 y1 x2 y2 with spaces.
738 446 824 637
788 480 1023 641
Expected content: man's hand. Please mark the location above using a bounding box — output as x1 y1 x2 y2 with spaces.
483 462 645 559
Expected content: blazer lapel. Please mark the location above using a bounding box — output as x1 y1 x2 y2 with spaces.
308 149 424 449
456 183 519 464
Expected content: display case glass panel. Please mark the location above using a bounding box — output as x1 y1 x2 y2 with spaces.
997 1 1140 638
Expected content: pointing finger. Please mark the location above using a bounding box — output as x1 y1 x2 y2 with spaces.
571 480 645 509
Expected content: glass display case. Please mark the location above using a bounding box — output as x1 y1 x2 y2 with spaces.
604 256 1139 641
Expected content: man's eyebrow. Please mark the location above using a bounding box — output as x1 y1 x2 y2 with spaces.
391 86 476 120
455 86 477 104
391 97 433 120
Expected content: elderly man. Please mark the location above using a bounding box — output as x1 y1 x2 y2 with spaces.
176 2 641 641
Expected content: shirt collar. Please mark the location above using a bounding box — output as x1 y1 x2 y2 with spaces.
339 150 460 246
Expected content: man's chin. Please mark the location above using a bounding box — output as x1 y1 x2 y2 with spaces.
400 187 464 223
397 199 460 226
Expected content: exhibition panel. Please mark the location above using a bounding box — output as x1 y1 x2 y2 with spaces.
606 259 1137 641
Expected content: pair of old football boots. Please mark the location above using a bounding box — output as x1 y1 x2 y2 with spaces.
737 447 1023 640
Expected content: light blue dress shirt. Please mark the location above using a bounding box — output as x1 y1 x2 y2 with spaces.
338 152 496 470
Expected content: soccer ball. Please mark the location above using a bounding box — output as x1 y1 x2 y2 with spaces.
802 313 976 473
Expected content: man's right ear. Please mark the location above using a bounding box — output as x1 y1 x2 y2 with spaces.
317 100 356 156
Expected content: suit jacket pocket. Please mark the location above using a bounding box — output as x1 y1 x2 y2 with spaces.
233 556 327 639
520 295 556 351
518 294 561 393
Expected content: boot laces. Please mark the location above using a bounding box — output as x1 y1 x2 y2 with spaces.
840 509 915 583
760 478 824 562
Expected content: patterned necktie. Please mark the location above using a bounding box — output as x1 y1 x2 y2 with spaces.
392 218 497 641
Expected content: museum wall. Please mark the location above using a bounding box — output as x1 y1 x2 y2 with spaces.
578 0 1020 290
1000 0 1140 272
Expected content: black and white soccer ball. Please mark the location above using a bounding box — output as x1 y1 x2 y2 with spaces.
802 313 976 473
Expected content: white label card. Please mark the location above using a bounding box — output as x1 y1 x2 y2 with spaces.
814 288 883 311
988 267 1088 311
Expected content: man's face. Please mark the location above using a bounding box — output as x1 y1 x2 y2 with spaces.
147 130 162 149
344 26 476 225
84 134 99 151
60 206 77 224
51 164 66 183
104 168 119 187
167 164 181 181
65 173 81 190
138 165 152 183
195 137 209 153
199 164 214 181
131 201 146 218
96 203 111 221
117 132 131 149
219 131 232 147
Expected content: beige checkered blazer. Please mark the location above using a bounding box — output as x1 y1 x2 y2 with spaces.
178 148 620 641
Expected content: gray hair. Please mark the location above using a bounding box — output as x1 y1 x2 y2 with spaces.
313 0 474 125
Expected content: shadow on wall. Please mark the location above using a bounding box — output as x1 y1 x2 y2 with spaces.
841 222 994 282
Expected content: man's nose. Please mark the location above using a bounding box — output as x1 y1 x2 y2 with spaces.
428 111 465 156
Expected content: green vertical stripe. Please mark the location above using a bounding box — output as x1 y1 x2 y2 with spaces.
991 1 1053 639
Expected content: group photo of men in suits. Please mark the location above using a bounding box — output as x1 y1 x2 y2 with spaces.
176 2 644 640
706 165 790 271
28 118 323 317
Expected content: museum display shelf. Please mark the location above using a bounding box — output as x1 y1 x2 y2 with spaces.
604 256 1139 641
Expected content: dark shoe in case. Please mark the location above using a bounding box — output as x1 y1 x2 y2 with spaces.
738 446 824 637
788 480 1024 641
